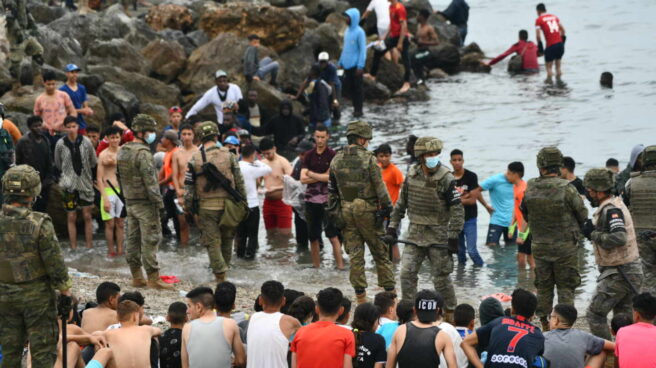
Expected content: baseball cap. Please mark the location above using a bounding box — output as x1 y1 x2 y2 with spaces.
65 64 81 72
237 129 250 137
318 52 330 61
295 139 314 153
223 136 239 145
163 130 180 145
414 289 443 323
215 69 228 79
169 106 183 114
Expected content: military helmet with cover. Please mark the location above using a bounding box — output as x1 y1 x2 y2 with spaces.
536 146 563 169
197 121 219 141
414 137 443 158
346 120 373 140
583 168 615 192
640 145 656 169
131 114 158 133
2 165 41 198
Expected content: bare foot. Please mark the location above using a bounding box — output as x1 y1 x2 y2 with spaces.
396 82 411 94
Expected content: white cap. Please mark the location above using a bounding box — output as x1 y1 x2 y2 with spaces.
215 69 228 79
318 52 330 61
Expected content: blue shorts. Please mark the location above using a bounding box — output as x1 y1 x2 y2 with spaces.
486 224 516 246
544 42 564 62
86 360 104 368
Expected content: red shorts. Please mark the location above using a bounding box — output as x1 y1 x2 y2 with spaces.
263 199 292 230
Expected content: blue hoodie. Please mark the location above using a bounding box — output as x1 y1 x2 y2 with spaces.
338 8 367 70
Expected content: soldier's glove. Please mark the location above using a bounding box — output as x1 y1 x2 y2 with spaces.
582 219 594 240
381 227 398 245
447 238 459 255
375 206 393 228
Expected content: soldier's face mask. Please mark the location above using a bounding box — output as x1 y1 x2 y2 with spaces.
145 132 157 144
425 155 441 169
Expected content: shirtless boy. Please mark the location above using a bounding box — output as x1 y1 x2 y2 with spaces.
172 124 198 238
97 126 125 256
259 138 293 236
54 304 107 368
411 9 440 84
81 282 121 334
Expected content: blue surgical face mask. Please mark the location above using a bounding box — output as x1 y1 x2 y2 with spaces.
425 156 441 169
145 132 156 144
215 142 223 148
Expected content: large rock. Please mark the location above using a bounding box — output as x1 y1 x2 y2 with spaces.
305 0 348 22
404 0 433 19
85 94 107 128
428 43 461 74
77 73 105 95
48 13 126 53
362 78 391 101
86 39 148 74
249 80 303 116
36 25 85 70
365 55 405 92
27 3 67 24
88 65 181 108
199 2 305 53
146 4 195 32
139 103 170 129
388 86 430 104
0 89 39 115
428 14 461 47
0 66 14 97
305 23 343 59
459 52 490 73
142 39 187 82
96 82 140 123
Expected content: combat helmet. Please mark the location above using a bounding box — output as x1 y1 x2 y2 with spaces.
2 165 41 199
640 145 656 169
131 114 157 133
197 121 219 141
536 146 563 169
414 137 443 158
583 168 615 192
346 120 372 140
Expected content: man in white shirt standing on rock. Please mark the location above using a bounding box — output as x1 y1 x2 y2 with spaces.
185 70 243 126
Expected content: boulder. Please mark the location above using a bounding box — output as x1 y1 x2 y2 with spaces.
40 64 67 81
404 0 433 19
27 3 66 24
88 65 181 107
365 56 405 92
308 23 343 59
304 16 320 30
0 66 14 97
123 19 162 51
5 111 30 133
85 94 107 128
362 78 391 101
0 89 39 115
248 79 303 116
159 29 196 56
77 73 105 95
388 86 430 104
305 0 348 22
145 4 195 32
139 103 170 129
427 43 460 74
36 25 85 70
186 30 209 49
324 12 347 29
142 39 187 82
96 82 140 123
48 13 126 53
462 42 483 55
458 52 490 73
199 2 305 53
86 39 148 74
428 68 448 79
428 14 461 47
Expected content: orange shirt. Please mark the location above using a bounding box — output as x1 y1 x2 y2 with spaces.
514 179 527 227
1 119 22 144
380 162 404 205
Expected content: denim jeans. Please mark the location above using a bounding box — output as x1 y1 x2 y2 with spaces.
458 218 484 265
256 57 279 83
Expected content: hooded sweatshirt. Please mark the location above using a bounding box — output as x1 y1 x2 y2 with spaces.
339 8 367 70
253 100 305 151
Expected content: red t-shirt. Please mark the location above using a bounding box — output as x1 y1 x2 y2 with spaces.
388 2 408 38
291 321 356 368
535 14 562 47
488 40 539 70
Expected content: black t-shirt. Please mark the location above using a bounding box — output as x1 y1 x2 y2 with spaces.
570 177 585 195
454 169 479 220
476 316 544 368
354 331 387 368
159 328 182 368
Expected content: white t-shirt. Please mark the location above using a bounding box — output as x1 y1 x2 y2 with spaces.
367 0 390 30
186 84 243 124
437 321 469 368
239 160 272 208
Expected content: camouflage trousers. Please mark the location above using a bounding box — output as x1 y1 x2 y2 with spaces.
199 208 235 275
637 234 656 294
0 281 58 368
126 202 162 275
400 244 456 310
341 201 395 292
587 263 643 340
533 243 581 320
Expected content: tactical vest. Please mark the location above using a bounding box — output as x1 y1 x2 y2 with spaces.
524 176 579 243
333 146 379 207
0 208 47 283
191 147 234 201
593 196 640 266
117 142 153 201
628 171 656 230
405 164 451 226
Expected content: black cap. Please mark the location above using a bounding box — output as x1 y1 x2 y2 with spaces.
415 290 443 323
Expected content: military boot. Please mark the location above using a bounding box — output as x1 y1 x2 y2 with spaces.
540 318 550 332
130 267 147 287
147 272 175 290
215 273 226 283
444 310 455 324
356 291 368 304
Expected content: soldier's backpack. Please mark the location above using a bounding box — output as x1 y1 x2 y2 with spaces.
0 119 15 178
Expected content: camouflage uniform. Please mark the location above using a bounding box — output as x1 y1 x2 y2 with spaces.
117 115 171 289
521 147 588 323
583 168 643 340
388 137 464 309
184 121 246 282
328 121 395 299
2 0 44 88
624 145 656 294
0 165 71 368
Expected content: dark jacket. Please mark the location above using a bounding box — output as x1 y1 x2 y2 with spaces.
442 0 469 26
15 131 54 186
253 100 306 151
309 78 332 123
243 46 259 78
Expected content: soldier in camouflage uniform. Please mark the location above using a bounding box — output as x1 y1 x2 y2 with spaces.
624 145 656 294
117 114 173 290
386 137 464 313
328 121 395 304
2 0 44 92
582 168 643 339
521 147 588 331
184 121 246 283
0 165 72 367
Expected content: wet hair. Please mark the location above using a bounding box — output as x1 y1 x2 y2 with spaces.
406 135 418 159
419 8 431 19
104 126 122 137
287 296 315 323
397 299 415 324
610 313 633 334
536 3 546 12
600 72 613 88
119 291 145 306
562 156 576 172
86 125 100 134
259 137 275 151
605 158 619 167
260 280 285 306
337 297 352 323
248 34 260 41
351 302 380 332
508 161 525 177
241 144 257 159
96 282 121 304
63 115 78 127
633 293 656 321
117 300 140 322
553 304 577 326
317 287 343 315
281 289 304 315
374 291 397 316
519 30 528 41
450 149 463 158
27 115 43 127
454 303 476 327
42 70 57 82
314 124 328 133
167 301 188 325
187 286 215 309
375 143 392 156
511 288 538 319
179 123 194 133
215 282 237 313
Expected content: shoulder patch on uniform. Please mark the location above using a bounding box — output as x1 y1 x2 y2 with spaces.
606 208 626 233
